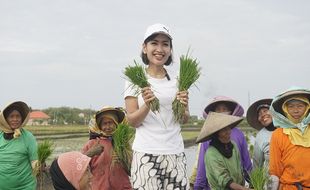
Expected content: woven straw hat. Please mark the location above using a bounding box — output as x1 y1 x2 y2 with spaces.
246 99 272 130
95 106 125 124
196 112 243 143
272 90 310 114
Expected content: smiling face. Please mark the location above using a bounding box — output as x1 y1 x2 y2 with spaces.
142 34 172 66
257 107 273 127
99 117 116 135
6 110 23 130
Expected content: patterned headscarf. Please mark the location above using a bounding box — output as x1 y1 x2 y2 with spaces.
89 106 125 138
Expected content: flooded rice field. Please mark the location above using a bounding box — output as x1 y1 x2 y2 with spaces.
38 136 198 176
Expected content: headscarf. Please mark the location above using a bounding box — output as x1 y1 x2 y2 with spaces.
89 106 125 138
0 101 30 139
210 133 234 158
270 87 310 147
271 92 310 134
50 159 76 190
282 96 310 124
50 151 91 190
89 114 117 138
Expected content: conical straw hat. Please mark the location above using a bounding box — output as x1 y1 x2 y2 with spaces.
196 112 243 143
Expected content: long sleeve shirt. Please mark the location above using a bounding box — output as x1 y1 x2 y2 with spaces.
269 128 310 189
194 127 252 189
253 127 273 169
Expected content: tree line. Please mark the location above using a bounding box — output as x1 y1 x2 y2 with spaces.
41 107 96 125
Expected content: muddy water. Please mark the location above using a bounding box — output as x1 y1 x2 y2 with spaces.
40 137 198 176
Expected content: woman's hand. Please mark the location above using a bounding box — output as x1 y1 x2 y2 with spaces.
176 90 190 123
85 141 104 157
141 87 155 109
176 90 189 107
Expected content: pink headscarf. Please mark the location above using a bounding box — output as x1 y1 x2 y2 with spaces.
57 151 91 190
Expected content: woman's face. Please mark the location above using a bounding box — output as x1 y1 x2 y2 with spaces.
6 110 22 130
218 126 232 144
99 117 116 134
143 34 171 66
214 103 232 115
257 107 272 127
286 101 307 120
79 166 92 190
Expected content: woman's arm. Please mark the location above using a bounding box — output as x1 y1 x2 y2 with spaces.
125 87 155 127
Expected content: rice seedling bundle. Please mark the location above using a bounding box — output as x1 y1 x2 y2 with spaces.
124 61 160 112
36 140 54 190
172 53 201 122
249 167 269 190
112 123 135 175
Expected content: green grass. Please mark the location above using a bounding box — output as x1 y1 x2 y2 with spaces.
181 131 199 140
24 125 88 135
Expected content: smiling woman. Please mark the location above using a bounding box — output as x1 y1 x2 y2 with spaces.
124 23 191 190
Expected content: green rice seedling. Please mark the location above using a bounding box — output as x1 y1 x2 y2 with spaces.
249 167 269 190
124 61 160 113
172 52 201 122
36 140 54 190
112 123 135 175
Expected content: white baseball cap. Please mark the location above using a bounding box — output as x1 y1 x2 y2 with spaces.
143 23 172 41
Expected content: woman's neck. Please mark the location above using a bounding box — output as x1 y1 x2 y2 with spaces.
146 66 166 79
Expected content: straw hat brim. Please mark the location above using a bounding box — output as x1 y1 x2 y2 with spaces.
95 107 125 123
246 99 272 130
3 101 30 123
272 90 310 114
204 99 237 114
196 112 243 143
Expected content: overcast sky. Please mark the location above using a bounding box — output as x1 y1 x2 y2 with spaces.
1 0 309 116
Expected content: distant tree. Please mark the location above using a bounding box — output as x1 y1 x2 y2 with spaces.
42 107 96 125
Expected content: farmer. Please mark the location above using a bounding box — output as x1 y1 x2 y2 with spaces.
246 98 276 169
0 101 38 190
194 96 252 190
82 106 132 190
124 23 191 189
200 112 253 190
50 151 93 190
269 87 310 190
